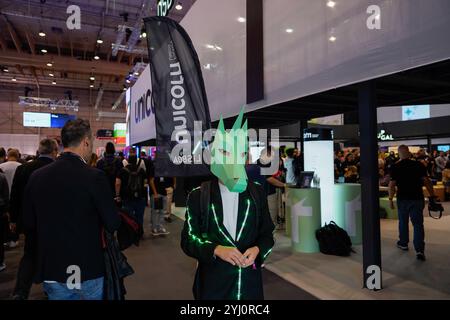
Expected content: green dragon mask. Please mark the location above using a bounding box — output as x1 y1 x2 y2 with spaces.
210 108 248 193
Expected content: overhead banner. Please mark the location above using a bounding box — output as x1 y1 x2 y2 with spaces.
144 16 212 177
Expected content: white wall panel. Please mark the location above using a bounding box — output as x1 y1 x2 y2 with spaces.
182 0 450 121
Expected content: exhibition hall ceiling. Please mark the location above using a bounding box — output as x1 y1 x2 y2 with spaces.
0 0 195 92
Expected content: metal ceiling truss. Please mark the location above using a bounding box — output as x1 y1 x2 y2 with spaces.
19 96 80 111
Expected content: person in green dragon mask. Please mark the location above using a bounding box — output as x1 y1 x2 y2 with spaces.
181 108 275 300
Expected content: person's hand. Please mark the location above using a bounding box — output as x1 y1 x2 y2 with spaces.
242 246 260 268
389 199 395 210
214 245 246 267
9 222 16 233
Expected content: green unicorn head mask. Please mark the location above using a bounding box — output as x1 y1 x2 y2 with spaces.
210 108 248 193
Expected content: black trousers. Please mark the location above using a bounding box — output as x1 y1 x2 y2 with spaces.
13 232 36 298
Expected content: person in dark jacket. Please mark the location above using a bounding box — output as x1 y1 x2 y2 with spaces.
22 119 121 300
181 111 274 300
9 138 58 299
96 142 123 194
0 170 9 272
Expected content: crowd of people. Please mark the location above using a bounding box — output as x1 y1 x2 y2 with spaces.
0 120 175 300
1 120 450 299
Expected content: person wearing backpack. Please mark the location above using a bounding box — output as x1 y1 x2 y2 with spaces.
97 142 123 195
115 155 147 238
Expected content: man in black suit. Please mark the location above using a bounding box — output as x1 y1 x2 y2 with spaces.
22 119 121 300
9 138 58 299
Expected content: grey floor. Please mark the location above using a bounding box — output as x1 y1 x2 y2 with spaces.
0 209 316 300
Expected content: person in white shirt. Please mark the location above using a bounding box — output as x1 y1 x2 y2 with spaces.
0 149 22 195
284 148 297 185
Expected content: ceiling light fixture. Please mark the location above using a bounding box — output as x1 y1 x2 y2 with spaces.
49 73 54 77
12 77 17 82
134 72 139 76
90 84 94 88
329 35 337 42
94 55 100 60
126 79 131 84
3 67 9 72
237 17 246 23
97 39 103 44
41 49 47 53
90 76 95 81
47 62 53 67
38 30 46 37
175 2 183 10
285 28 294 33
327 1 336 8
52 80 56 85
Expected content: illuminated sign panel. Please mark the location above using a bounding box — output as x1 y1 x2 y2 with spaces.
157 0 174 16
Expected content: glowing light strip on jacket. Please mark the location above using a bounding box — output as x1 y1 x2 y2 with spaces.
263 248 272 260
186 187 212 245
236 199 251 242
237 267 242 300
186 206 212 245
211 203 235 246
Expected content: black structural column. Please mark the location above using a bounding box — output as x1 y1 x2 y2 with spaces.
358 81 383 290
246 0 264 104
299 119 308 169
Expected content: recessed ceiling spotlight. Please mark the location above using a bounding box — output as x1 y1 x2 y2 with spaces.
41 49 48 53
134 72 139 76
96 39 103 44
329 35 337 42
237 17 246 23
52 80 56 85
90 84 94 88
206 44 215 49
285 28 294 33
47 62 53 67
3 67 9 72
327 1 336 8
175 2 183 10
12 77 17 82
94 55 100 60
38 30 46 37
49 73 54 77
90 76 95 81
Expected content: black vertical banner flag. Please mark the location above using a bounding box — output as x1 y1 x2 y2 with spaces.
144 16 212 177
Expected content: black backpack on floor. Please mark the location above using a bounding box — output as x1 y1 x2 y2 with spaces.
315 221 354 257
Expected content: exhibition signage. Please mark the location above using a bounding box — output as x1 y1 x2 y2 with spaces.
377 130 394 141
96 129 114 139
128 65 156 145
144 17 212 177
303 128 334 225
157 0 174 17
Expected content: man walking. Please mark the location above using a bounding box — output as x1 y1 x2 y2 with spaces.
23 119 121 300
9 139 58 299
435 151 447 181
389 145 436 261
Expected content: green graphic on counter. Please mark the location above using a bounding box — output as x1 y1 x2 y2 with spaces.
286 188 321 253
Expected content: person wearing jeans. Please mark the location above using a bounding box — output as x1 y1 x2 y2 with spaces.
397 199 425 253
150 194 169 235
389 145 436 261
43 277 104 300
149 176 171 236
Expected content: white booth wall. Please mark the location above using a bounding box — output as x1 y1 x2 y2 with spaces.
181 0 450 121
